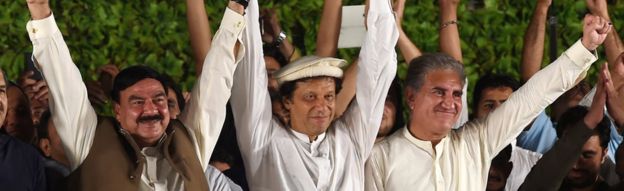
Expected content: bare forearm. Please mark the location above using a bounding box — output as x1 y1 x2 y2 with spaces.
439 3 462 63
187 0 213 76
334 59 358 119
27 0 51 20
604 26 624 66
521 3 549 82
279 38 295 62
315 0 342 57
397 30 422 63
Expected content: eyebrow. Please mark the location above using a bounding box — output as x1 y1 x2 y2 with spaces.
433 87 448 92
128 95 145 101
154 92 167 98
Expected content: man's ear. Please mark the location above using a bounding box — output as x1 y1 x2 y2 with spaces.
405 86 416 110
282 97 293 111
114 103 121 121
37 138 52 157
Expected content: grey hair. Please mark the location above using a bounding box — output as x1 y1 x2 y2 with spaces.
405 53 466 91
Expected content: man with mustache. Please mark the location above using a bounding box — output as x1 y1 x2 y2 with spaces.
25 0 247 190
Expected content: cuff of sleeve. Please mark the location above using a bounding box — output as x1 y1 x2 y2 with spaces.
564 39 598 69
26 13 60 41
220 8 246 35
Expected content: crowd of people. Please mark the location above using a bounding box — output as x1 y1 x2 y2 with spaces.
1 0 623 190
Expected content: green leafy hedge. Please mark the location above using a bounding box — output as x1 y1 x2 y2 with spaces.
1 0 622 102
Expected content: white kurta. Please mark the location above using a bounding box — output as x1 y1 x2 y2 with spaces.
505 146 542 191
229 0 398 190
26 8 245 191
365 40 597 191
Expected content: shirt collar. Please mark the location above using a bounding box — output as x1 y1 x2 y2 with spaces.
290 128 326 144
401 127 448 159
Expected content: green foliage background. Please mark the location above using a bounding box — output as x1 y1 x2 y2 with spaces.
1 0 623 108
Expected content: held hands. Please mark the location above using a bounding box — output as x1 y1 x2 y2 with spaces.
581 14 611 51
604 53 624 128
26 0 51 20
260 9 282 44
584 63 608 129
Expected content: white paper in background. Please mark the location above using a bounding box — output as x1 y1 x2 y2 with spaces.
338 5 366 48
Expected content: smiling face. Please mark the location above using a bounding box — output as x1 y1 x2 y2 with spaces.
114 78 170 147
283 77 336 139
407 69 463 141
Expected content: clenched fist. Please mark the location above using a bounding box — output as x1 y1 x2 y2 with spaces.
581 14 612 51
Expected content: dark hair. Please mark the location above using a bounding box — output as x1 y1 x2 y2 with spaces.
493 144 513 163
160 74 185 112
472 73 520 112
209 148 235 167
556 106 611 148
279 76 343 101
405 53 465 92
263 45 288 67
111 66 167 103
36 110 52 139
386 78 404 134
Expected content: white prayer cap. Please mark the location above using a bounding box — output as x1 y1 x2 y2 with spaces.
275 55 347 87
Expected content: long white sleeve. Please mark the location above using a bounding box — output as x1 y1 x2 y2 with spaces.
27 15 98 171
180 8 246 170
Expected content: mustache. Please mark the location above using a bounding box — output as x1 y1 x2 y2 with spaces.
137 115 164 123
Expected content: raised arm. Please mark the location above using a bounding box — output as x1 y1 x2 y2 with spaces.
179 1 246 170
26 0 97 171
587 0 623 66
334 59 358 118
470 14 610 156
605 53 624 132
519 65 608 191
520 0 551 82
230 0 275 157
315 0 342 57
186 0 213 76
339 0 398 157
395 0 422 62
261 9 297 62
438 0 462 63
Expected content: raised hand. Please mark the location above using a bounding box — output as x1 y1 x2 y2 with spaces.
260 9 281 44
26 0 51 20
393 0 406 28
586 0 609 19
97 64 119 96
605 53 624 128
538 0 552 7
581 14 611 51
18 71 49 102
584 63 608 128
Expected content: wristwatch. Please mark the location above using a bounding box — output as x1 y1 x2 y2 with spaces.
231 0 248 9
274 31 287 47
